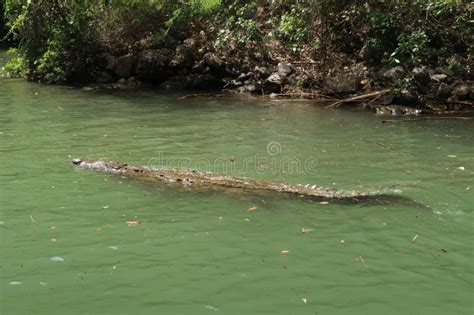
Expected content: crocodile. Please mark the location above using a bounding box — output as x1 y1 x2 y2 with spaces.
72 158 415 204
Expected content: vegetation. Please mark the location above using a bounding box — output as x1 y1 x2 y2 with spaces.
0 0 472 92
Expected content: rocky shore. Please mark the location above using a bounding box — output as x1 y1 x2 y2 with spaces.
85 38 473 116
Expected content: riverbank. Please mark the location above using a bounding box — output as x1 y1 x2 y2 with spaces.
1 1 472 115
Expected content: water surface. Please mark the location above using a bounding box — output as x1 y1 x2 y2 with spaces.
1 76 473 314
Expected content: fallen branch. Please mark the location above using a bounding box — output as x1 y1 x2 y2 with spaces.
178 93 226 100
447 99 474 106
382 117 474 123
325 90 390 109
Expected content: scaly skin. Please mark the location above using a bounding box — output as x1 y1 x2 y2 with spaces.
72 157 383 202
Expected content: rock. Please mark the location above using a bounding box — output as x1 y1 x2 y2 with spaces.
430 74 447 83
358 43 380 64
170 44 195 69
183 37 197 48
383 66 405 80
192 60 207 73
114 54 136 78
412 67 431 86
136 49 171 82
203 52 223 69
203 52 226 76
436 83 453 99
239 84 258 94
452 83 470 99
393 90 420 106
254 66 270 79
277 63 292 77
263 73 283 94
326 74 361 94
236 72 254 82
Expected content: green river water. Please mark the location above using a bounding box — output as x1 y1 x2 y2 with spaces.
1 73 473 314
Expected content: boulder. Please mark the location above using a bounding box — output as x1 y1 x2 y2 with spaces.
277 62 292 77
436 83 452 99
239 84 258 94
262 73 283 94
392 90 420 106
326 74 361 94
430 74 447 83
358 43 380 64
383 66 405 80
452 83 471 100
203 52 226 76
136 49 171 82
254 66 270 79
114 54 136 78
412 67 431 86
170 44 195 69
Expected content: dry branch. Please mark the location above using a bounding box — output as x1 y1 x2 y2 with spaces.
325 90 390 109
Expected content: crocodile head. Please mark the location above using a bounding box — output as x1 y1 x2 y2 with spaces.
72 158 127 173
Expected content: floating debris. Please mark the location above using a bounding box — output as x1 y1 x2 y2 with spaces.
30 215 37 224
302 298 308 304
204 305 219 311
447 155 457 158
340 240 345 244
103 206 110 209
247 206 257 212
457 166 465 171
281 249 290 254
126 220 141 227
108 246 118 250
39 282 47 286
411 234 419 243
301 228 314 234
50 256 64 262
9 281 22 285
320 201 329 205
